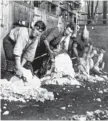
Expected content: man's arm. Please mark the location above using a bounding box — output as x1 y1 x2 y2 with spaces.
43 28 58 58
94 53 104 68
21 58 27 66
13 29 28 76
14 55 23 77
73 43 78 57
72 42 80 64
44 39 53 54
87 45 93 58
15 56 21 69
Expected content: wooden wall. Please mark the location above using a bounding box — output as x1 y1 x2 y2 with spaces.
0 0 15 70
0 1 14 40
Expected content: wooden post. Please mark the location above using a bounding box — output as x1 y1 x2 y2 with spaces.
103 1 107 24
91 1 94 19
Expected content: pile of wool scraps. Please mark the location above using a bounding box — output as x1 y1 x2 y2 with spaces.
76 73 108 83
54 53 75 78
0 68 54 102
41 76 81 86
41 53 81 85
0 79 54 102
10 67 41 88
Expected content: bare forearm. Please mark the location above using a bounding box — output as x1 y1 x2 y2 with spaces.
14 56 21 69
21 58 27 66
44 40 52 53
14 56 24 77
88 45 93 55
73 48 78 57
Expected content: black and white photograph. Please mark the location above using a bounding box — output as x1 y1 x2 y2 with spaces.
0 0 108 120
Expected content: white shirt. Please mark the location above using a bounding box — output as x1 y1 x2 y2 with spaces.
9 27 38 62
58 35 71 51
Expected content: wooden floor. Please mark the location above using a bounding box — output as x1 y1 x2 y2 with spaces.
1 82 108 120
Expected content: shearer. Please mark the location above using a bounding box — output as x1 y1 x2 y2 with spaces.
78 45 107 77
59 22 76 52
90 46 107 76
2 21 46 79
33 22 76 77
78 45 94 76
69 26 93 70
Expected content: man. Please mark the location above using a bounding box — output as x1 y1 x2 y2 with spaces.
59 22 75 52
91 46 106 75
79 46 106 76
71 31 92 57
2 21 46 79
69 28 92 69
33 22 75 77
78 45 94 76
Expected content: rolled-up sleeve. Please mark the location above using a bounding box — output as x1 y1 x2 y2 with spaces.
23 38 39 62
13 34 28 56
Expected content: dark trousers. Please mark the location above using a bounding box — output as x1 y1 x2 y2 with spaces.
2 34 33 80
68 39 73 58
32 43 51 78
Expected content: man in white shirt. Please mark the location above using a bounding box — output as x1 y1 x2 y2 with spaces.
59 22 76 51
2 21 46 79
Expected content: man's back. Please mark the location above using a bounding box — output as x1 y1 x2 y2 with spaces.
40 27 63 48
9 27 29 42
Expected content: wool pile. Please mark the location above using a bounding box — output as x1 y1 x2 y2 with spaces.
41 76 81 86
0 68 54 103
41 53 81 86
41 53 108 86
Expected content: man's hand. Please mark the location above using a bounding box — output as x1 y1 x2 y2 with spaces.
49 50 55 62
53 49 60 56
15 66 23 78
77 57 80 64
50 49 60 57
